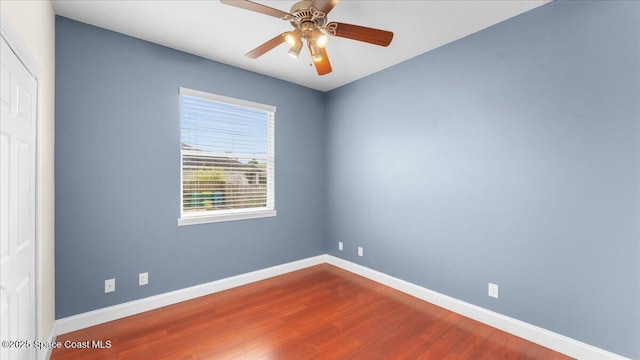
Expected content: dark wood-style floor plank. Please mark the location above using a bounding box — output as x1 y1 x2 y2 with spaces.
51 264 573 359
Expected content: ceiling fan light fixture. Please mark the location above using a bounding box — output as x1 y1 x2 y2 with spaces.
313 29 329 48
285 29 301 47
288 40 303 58
309 42 323 62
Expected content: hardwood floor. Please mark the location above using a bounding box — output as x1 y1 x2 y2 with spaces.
51 264 573 359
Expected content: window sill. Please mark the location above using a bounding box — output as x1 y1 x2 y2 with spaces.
178 209 277 226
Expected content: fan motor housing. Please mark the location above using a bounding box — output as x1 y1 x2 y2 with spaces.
289 0 327 28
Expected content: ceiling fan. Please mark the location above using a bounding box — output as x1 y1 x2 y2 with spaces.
220 0 394 76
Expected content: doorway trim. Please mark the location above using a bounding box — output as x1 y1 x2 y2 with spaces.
0 10 45 350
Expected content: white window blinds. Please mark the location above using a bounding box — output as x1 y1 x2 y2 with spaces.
179 88 275 224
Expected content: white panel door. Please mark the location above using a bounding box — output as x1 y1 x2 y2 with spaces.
0 37 37 360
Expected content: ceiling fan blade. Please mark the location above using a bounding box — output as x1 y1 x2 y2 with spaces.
310 0 339 15
310 46 332 76
220 0 291 19
326 22 393 47
245 33 287 59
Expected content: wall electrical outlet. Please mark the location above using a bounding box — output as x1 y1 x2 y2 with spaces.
139 272 149 286
338 242 343 251
105 279 115 293
488 283 499 299
358 247 363 257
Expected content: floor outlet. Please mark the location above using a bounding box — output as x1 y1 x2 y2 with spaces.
488 283 499 299
105 279 115 293
358 247 363 257
139 272 149 286
339 242 343 251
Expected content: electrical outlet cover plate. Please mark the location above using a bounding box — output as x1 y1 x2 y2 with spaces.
338 242 343 251
488 283 499 299
105 279 115 293
358 247 363 257
139 272 149 286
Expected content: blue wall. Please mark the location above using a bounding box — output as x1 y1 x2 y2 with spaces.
55 17 326 318
326 0 639 358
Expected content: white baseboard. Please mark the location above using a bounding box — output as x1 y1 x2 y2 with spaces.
325 255 628 360
53 254 628 360
54 255 326 335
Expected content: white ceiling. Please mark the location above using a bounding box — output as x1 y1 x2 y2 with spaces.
52 0 550 92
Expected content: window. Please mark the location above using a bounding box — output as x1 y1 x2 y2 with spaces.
178 87 276 225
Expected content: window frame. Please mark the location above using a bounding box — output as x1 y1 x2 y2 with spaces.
177 87 276 226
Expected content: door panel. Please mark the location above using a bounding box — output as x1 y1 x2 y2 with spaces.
0 36 37 360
